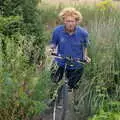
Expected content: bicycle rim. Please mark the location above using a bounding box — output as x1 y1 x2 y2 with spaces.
52 84 68 120
61 84 68 120
52 87 65 120
53 99 57 120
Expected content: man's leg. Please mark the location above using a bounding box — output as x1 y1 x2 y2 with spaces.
50 61 64 83
49 61 64 105
66 67 84 89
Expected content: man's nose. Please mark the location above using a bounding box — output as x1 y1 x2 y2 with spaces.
69 22 73 25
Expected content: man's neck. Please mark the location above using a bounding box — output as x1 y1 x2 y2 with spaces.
64 27 76 35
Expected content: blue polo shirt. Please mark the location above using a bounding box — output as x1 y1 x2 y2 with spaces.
50 25 89 69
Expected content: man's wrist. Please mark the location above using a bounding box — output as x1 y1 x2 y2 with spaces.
50 44 56 49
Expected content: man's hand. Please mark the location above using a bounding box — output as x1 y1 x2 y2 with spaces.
84 48 91 63
49 48 55 55
85 56 91 63
48 44 56 55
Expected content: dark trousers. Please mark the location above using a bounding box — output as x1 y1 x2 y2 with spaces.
50 62 84 89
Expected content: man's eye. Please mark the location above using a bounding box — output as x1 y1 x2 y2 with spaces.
66 21 75 22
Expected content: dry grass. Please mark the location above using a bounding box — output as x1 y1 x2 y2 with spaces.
41 0 120 8
42 0 101 5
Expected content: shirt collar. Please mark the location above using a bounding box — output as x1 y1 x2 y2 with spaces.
62 25 77 36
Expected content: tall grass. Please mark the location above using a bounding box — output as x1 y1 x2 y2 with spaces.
39 2 120 119
0 30 52 119
0 1 51 119
75 4 120 119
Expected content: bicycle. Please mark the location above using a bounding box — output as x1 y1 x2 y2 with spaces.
50 53 87 120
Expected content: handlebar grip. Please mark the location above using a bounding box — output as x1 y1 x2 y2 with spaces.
51 52 58 56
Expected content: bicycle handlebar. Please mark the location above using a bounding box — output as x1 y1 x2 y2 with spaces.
51 53 87 65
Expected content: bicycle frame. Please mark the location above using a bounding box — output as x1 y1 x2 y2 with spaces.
53 62 68 120
51 53 86 120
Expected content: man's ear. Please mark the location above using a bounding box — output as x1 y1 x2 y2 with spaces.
76 20 80 25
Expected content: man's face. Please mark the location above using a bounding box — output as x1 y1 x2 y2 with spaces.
64 16 77 32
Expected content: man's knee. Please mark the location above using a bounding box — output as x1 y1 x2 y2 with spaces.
50 62 64 83
67 67 84 88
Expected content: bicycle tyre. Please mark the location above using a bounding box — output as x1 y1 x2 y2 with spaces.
61 83 68 120
52 84 68 120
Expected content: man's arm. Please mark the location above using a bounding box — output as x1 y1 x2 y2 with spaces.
49 44 57 54
84 48 87 57
83 31 91 63
50 43 56 49
84 48 91 63
49 28 59 54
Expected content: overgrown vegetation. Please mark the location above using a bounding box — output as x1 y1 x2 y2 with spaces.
39 0 120 119
0 0 120 119
0 0 50 119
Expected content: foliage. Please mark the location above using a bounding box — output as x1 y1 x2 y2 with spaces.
0 0 49 119
37 3 120 119
89 111 120 120
96 0 115 12
0 0 120 119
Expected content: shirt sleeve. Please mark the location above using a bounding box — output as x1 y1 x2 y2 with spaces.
49 28 59 47
83 32 90 48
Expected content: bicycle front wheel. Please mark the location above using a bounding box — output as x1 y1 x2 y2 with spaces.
61 83 68 120
52 84 68 120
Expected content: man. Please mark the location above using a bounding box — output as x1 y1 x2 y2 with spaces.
49 7 91 89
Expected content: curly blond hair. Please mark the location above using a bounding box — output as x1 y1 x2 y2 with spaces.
59 7 83 22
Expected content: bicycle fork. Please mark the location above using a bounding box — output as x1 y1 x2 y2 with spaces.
61 79 69 120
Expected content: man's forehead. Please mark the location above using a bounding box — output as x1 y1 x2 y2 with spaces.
64 16 76 21
64 16 76 19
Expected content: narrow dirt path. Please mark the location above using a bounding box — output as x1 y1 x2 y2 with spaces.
39 91 75 120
